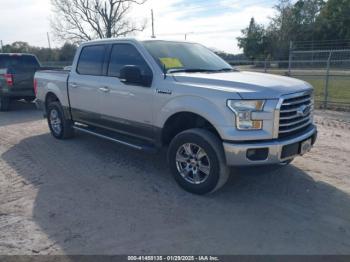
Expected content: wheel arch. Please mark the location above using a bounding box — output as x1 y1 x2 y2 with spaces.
161 111 222 146
45 92 60 110
45 92 72 120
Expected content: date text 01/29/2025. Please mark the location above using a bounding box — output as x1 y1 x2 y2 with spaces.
127 255 220 261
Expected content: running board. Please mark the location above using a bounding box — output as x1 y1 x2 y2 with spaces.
73 125 157 153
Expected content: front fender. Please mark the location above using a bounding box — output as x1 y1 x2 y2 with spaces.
156 95 232 133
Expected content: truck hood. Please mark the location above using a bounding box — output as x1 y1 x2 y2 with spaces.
172 71 312 99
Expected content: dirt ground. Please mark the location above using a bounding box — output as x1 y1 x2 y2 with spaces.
0 101 350 255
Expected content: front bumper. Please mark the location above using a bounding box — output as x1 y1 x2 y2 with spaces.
223 125 317 166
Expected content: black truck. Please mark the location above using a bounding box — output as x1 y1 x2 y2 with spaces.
0 53 42 111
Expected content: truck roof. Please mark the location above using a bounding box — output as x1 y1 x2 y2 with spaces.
0 53 36 56
79 38 194 47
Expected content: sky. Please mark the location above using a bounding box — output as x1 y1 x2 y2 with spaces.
0 0 278 54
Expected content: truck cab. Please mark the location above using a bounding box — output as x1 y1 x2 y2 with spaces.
34 38 317 194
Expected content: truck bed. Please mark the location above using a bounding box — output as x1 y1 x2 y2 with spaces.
34 69 70 109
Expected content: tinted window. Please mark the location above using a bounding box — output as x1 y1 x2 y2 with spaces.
77 45 106 75
0 55 40 69
108 44 151 77
20 56 40 68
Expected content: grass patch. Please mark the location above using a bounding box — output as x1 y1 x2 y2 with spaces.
239 67 350 106
291 76 350 105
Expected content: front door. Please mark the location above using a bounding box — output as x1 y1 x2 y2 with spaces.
99 43 155 141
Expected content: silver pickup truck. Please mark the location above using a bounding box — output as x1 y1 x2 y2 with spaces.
34 38 317 194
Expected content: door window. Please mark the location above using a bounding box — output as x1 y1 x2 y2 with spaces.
108 44 151 77
77 45 106 76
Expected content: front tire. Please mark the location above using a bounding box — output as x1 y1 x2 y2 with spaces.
47 101 74 139
168 128 230 195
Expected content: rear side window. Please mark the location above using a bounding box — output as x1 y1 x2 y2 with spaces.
0 55 40 69
77 45 106 76
108 44 151 77
20 56 40 68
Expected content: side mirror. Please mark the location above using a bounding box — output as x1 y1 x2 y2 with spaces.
120 65 152 87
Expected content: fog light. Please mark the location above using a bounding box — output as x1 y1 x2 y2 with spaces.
247 148 269 161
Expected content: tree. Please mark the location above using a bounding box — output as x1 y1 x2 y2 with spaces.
315 0 350 42
265 0 296 59
237 0 325 60
51 0 147 43
2 42 78 62
237 18 267 60
59 43 78 61
6 42 31 53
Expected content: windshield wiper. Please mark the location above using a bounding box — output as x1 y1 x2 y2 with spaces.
216 68 236 72
167 68 216 73
167 68 236 74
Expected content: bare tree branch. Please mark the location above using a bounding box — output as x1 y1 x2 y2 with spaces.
50 0 147 43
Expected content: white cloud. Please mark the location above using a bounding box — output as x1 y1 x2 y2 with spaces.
0 0 276 54
129 0 276 53
0 0 52 47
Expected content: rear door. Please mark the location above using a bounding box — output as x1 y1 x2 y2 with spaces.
68 44 108 125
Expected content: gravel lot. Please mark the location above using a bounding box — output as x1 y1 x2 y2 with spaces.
0 101 350 255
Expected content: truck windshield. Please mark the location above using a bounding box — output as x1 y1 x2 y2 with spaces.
142 41 234 73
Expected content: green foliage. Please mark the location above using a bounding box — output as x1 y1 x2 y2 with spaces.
237 18 267 60
315 0 350 41
266 0 325 59
59 43 78 61
237 0 350 59
2 42 77 62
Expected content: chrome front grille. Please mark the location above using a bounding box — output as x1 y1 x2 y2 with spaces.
278 92 313 138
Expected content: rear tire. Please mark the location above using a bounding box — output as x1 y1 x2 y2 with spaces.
47 101 74 139
0 96 10 111
168 128 230 195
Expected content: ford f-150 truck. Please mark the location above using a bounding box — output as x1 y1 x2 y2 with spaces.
0 53 42 111
34 38 317 194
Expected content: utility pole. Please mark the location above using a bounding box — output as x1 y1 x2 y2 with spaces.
185 32 194 41
47 32 51 49
288 41 293 76
151 9 156 38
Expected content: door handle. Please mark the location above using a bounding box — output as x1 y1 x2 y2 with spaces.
99 87 110 93
70 83 78 88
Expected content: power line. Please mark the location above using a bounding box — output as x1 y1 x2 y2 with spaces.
163 0 277 15
154 0 277 38
158 28 239 37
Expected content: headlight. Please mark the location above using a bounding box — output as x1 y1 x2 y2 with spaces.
227 100 265 130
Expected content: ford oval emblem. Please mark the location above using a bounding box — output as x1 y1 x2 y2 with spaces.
297 105 310 117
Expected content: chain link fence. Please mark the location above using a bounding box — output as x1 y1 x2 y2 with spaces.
228 51 350 110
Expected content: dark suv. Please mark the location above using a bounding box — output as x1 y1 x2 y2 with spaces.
0 53 41 111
